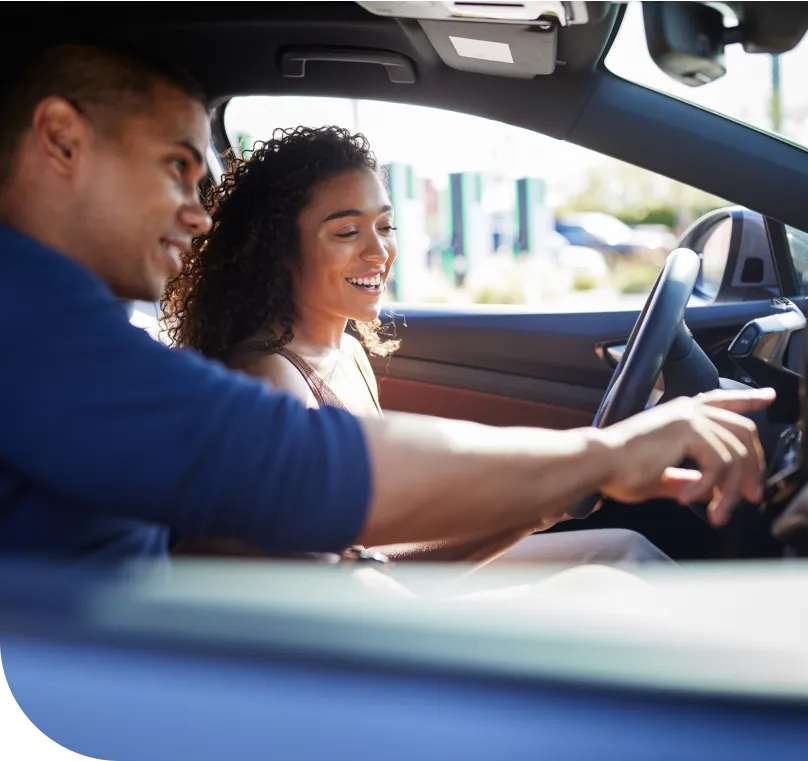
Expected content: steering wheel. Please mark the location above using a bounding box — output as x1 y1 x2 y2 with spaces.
566 248 703 518
595 247 702 427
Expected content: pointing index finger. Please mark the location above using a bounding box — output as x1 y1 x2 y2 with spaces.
698 388 776 414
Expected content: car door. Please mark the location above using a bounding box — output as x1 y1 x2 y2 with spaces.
370 300 780 426
218 93 807 560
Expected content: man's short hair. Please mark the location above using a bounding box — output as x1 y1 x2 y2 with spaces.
0 42 207 182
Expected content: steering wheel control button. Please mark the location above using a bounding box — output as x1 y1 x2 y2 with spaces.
729 325 759 357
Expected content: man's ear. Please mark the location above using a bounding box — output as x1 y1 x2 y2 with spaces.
30 96 88 176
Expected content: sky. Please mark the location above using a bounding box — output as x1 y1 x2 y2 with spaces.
224 2 808 204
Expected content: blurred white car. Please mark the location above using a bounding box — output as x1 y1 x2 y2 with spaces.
558 244 609 278
630 224 679 252
556 211 637 256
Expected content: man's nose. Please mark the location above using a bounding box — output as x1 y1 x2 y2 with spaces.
179 201 213 236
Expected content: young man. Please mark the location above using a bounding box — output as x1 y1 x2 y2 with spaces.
0 43 773 563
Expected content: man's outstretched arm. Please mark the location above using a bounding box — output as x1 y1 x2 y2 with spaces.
357 389 774 547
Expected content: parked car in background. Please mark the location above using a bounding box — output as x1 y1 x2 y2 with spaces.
555 211 638 257
630 223 679 254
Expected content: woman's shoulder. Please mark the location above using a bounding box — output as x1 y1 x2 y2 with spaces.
228 349 315 407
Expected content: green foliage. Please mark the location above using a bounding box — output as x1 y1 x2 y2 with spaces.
572 272 599 291
559 157 730 232
614 206 678 228
472 285 525 305
612 263 659 295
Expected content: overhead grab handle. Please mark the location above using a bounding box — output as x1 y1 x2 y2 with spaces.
280 47 417 84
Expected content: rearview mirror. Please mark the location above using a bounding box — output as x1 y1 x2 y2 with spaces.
643 1 726 86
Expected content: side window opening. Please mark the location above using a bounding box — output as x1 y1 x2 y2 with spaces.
224 95 731 311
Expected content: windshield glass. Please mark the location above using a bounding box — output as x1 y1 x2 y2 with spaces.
606 2 808 151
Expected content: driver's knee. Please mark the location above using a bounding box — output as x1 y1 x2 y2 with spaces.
602 528 674 565
491 527 674 567
450 564 670 618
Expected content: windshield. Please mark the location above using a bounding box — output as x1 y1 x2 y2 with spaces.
606 2 808 151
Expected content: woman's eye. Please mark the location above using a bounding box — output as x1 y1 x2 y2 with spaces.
336 230 359 239
379 225 398 235
171 158 188 175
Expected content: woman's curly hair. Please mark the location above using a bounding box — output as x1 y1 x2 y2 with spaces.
161 125 400 360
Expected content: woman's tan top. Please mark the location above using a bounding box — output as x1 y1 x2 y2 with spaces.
237 339 383 417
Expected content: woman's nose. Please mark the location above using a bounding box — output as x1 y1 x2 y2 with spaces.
363 234 391 263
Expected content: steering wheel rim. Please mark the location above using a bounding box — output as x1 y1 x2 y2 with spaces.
564 248 701 519
594 248 701 428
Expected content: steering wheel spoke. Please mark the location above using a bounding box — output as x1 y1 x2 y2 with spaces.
566 249 704 519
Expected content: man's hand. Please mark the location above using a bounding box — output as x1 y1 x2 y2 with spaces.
597 388 776 526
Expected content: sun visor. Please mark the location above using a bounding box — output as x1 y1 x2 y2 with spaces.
356 2 593 26
419 20 558 77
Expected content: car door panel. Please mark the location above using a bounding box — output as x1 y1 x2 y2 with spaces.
369 300 789 560
371 300 776 429
377 375 595 430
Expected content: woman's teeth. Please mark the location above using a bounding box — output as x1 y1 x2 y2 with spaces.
347 275 381 288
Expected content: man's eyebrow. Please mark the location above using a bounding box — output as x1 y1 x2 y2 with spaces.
177 140 205 168
322 204 394 224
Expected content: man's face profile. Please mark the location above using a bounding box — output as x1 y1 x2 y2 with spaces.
73 80 211 301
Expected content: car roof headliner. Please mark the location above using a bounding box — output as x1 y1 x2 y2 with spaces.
3 1 808 232
0 0 618 107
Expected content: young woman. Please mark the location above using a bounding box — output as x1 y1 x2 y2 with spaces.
162 126 671 571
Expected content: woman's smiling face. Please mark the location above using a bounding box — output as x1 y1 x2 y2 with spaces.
295 169 398 324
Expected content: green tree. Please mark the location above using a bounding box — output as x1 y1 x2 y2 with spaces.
559 159 728 231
